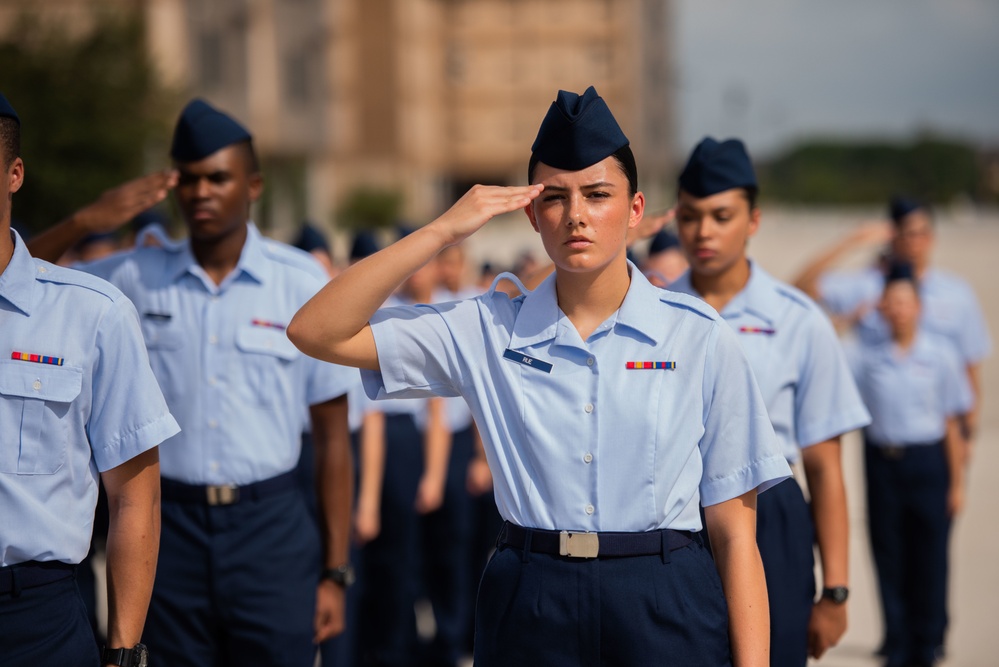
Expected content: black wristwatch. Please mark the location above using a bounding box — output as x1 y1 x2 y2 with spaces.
821 586 849 604
322 564 356 588
101 643 148 667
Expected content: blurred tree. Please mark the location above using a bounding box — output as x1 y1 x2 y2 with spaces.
335 186 403 230
1 10 174 233
757 136 991 206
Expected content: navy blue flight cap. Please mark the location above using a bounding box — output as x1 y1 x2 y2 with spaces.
293 223 330 254
0 93 18 124
170 99 251 162
889 196 924 223
678 137 757 198
648 229 680 256
350 231 380 261
530 86 629 171
884 260 917 288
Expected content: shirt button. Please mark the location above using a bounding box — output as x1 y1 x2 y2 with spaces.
585 504 595 515
37 266 47 273
210 461 219 472
209 335 219 344
208 419 218 429
586 357 594 367
584 403 593 414
583 452 593 464
208 377 217 386
32 380 42 390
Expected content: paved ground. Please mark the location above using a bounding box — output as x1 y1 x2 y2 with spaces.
466 206 999 666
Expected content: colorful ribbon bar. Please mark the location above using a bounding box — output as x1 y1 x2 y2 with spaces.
738 326 776 335
251 319 287 331
626 361 676 370
11 351 64 366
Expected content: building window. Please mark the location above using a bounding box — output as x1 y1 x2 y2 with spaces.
199 30 223 87
285 52 310 104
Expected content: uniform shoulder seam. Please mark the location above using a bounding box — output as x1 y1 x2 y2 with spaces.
34 260 125 303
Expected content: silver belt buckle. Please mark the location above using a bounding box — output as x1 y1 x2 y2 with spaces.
206 484 240 506
559 531 599 558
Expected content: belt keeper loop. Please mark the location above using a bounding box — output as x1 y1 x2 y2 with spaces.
661 531 670 564
521 529 533 563
11 568 21 598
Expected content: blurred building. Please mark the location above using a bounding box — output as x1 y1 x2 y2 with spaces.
3 0 676 234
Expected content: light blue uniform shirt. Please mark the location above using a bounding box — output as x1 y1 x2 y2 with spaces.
362 264 790 533
670 263 871 464
433 287 480 433
83 224 356 486
819 267 991 365
847 332 973 445
1 232 179 566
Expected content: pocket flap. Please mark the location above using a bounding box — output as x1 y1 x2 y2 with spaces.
0 360 83 402
235 326 299 361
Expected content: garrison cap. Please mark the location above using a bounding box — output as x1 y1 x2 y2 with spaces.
293 223 330 254
889 196 924 224
170 99 251 162
678 137 757 197
530 86 629 171
0 93 18 124
648 229 680 256
350 231 380 261
884 261 917 288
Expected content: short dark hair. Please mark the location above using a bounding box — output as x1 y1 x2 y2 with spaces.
0 117 20 168
528 144 638 197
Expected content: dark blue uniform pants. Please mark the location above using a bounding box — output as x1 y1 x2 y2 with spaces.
420 425 475 667
473 537 731 667
144 487 320 666
0 571 99 666
756 478 816 667
865 440 950 667
358 413 424 667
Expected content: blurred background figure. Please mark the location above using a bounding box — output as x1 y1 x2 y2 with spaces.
642 228 688 287
845 262 972 667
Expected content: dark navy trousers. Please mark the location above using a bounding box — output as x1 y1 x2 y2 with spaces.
756 478 816 667
358 413 424 667
144 486 321 666
0 572 99 666
865 440 950 667
473 535 731 667
419 425 475 667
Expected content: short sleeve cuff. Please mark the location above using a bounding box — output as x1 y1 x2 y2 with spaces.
94 412 181 473
798 408 872 449
700 454 792 507
368 310 416 396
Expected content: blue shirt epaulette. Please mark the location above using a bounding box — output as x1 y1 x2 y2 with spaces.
259 237 329 283
32 258 125 303
658 288 721 322
771 281 818 312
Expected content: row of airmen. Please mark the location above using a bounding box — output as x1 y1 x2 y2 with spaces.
0 86 989 667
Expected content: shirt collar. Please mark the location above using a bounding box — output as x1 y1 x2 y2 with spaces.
166 222 271 286
673 260 780 326
0 230 38 316
508 261 664 350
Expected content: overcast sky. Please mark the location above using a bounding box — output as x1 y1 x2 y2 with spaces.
674 0 999 158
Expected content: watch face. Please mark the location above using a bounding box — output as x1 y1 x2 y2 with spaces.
133 644 149 667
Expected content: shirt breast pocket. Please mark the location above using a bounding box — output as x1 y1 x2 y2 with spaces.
235 326 300 406
0 361 83 475
141 318 185 350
